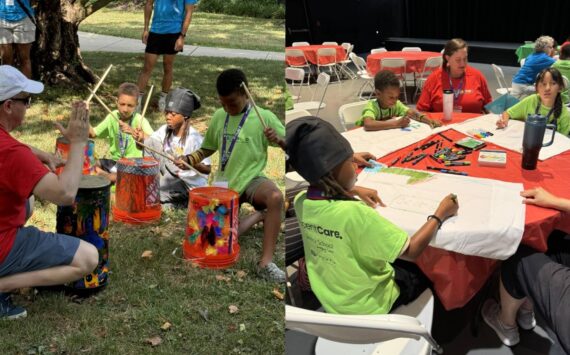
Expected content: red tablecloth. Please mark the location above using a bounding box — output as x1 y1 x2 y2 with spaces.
424 111 485 125
376 118 570 310
366 51 441 76
286 45 345 66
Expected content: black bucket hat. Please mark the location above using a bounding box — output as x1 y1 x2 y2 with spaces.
286 116 353 184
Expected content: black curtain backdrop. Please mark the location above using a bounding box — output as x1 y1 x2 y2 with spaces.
286 0 570 51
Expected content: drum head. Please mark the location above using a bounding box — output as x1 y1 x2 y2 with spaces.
79 175 111 189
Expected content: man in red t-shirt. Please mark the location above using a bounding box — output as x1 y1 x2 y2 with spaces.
0 65 98 319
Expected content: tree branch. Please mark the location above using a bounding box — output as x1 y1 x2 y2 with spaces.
83 0 115 17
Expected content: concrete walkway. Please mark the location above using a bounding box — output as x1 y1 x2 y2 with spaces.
78 32 284 61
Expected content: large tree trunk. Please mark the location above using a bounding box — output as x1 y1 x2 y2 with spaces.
31 0 113 86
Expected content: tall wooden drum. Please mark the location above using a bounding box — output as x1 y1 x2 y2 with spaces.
56 175 111 289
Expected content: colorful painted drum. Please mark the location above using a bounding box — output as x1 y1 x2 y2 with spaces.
112 157 161 224
55 136 96 175
56 175 110 289
183 187 240 269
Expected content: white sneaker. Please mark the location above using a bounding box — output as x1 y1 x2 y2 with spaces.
258 262 285 283
517 306 536 330
158 92 167 112
481 298 520 346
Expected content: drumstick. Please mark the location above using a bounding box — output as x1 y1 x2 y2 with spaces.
85 86 113 115
140 85 153 130
135 140 202 175
240 82 267 129
86 64 113 104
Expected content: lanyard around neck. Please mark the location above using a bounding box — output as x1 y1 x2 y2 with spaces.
221 104 252 172
117 114 134 157
448 73 464 101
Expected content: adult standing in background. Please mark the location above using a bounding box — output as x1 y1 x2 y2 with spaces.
137 0 197 112
511 36 556 99
0 0 36 78
416 38 492 114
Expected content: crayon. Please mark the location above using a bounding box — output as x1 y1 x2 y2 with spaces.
444 161 471 166
438 132 453 142
412 154 427 165
389 157 400 167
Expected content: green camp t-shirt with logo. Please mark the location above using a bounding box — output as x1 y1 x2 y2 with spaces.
94 111 154 160
506 94 570 135
201 106 285 194
355 99 410 126
294 191 408 314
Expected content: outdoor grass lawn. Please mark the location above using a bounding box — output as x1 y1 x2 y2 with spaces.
80 9 285 52
0 53 285 354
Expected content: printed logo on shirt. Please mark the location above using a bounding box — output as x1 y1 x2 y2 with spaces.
300 222 343 239
223 133 250 144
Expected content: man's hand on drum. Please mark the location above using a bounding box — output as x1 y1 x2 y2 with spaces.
54 101 90 145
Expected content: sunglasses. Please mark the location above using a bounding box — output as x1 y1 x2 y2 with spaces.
1 96 32 108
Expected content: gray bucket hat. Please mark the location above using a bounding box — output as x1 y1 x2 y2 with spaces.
165 87 201 118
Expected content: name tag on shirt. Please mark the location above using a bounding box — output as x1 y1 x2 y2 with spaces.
6 0 14 6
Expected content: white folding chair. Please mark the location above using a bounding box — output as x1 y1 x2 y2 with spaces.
286 48 312 85
292 41 310 47
294 72 330 117
491 63 512 95
322 41 338 45
338 100 368 131
371 47 387 54
286 289 442 355
414 56 442 100
349 53 375 100
338 43 357 79
316 47 341 82
285 108 312 124
380 57 408 103
402 47 422 52
286 67 306 102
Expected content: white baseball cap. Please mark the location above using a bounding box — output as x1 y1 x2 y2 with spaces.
0 65 44 102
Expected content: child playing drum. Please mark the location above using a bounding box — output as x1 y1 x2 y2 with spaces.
185 68 286 283
141 87 211 208
58 82 155 182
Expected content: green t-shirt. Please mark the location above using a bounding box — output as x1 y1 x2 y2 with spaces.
552 60 570 103
201 106 285 194
355 99 410 127
294 191 408 315
285 86 294 111
506 94 570 135
94 111 154 160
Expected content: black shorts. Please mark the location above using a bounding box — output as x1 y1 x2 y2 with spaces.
390 259 432 311
145 32 181 55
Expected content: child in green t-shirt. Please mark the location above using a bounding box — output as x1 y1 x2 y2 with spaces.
287 116 458 314
356 70 441 130
90 82 154 182
185 68 286 283
497 67 570 135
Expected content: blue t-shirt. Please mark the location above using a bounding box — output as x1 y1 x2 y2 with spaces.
150 0 197 34
0 0 33 22
513 52 555 85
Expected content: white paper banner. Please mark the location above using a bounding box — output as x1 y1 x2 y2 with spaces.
357 167 525 260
